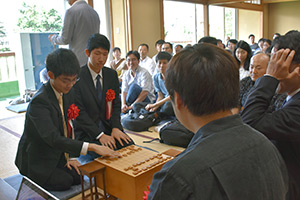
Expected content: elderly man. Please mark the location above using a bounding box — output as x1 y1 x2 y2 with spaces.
241 30 300 200
238 53 286 112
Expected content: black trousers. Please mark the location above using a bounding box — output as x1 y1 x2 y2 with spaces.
43 155 81 191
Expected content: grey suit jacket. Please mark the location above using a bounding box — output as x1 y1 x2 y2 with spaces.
51 1 100 66
15 82 83 186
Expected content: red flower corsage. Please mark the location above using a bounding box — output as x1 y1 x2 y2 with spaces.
106 89 115 120
67 104 80 138
143 185 150 200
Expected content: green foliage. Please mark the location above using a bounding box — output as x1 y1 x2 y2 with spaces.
17 2 62 32
0 22 10 52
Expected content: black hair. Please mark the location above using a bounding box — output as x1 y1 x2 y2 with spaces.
165 43 239 116
112 47 121 52
139 43 149 50
163 42 173 49
46 48 80 78
126 50 140 60
175 44 183 49
233 40 252 70
277 30 300 64
156 51 172 62
86 33 110 54
248 34 255 39
155 39 165 46
198 36 218 46
228 39 238 44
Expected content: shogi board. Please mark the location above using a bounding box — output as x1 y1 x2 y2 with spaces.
95 145 173 200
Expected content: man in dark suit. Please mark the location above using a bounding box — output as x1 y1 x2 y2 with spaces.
15 49 120 191
147 43 288 199
241 31 300 200
74 34 133 158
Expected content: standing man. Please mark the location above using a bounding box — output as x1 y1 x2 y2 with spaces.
15 48 119 191
49 0 100 66
241 31 300 200
138 43 156 76
147 43 288 199
74 34 133 157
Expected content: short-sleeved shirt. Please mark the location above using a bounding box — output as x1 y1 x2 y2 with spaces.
122 66 155 102
153 73 168 97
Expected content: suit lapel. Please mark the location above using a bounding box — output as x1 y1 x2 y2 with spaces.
45 82 66 136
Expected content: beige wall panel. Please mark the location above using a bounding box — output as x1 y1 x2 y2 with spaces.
130 0 162 57
238 9 261 41
111 0 127 56
268 1 300 39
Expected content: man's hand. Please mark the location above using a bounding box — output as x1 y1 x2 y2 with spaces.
145 103 158 112
48 34 56 42
267 49 297 81
99 134 116 149
89 144 121 158
111 128 132 147
66 160 81 175
122 104 129 113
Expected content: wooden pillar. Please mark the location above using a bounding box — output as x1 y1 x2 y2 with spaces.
203 4 209 36
88 0 93 7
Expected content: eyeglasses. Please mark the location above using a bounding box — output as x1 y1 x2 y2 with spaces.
58 77 80 85
126 58 138 62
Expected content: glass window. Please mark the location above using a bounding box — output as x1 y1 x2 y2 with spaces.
163 1 204 47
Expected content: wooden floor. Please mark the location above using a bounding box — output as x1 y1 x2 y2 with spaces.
0 99 185 200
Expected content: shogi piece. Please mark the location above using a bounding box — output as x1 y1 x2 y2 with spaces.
95 145 174 200
78 161 107 200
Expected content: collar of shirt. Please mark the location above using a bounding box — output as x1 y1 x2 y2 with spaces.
73 0 86 6
88 64 103 87
50 82 63 101
287 87 300 102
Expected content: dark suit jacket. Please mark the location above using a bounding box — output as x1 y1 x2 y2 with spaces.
241 76 300 199
149 115 288 200
15 82 83 186
74 65 123 143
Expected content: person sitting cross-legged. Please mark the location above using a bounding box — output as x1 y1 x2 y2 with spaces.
121 51 156 114
145 51 174 119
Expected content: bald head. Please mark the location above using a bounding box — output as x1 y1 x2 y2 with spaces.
249 53 270 81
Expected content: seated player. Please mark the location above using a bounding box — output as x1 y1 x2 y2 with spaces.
121 51 156 113
147 43 288 199
74 34 134 158
15 48 120 191
145 51 174 118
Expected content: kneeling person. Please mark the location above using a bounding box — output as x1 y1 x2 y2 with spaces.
148 44 288 199
15 49 120 191
74 34 133 157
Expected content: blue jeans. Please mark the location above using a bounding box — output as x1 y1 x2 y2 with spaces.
126 83 150 105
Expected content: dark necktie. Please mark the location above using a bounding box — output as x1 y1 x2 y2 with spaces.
96 75 102 101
